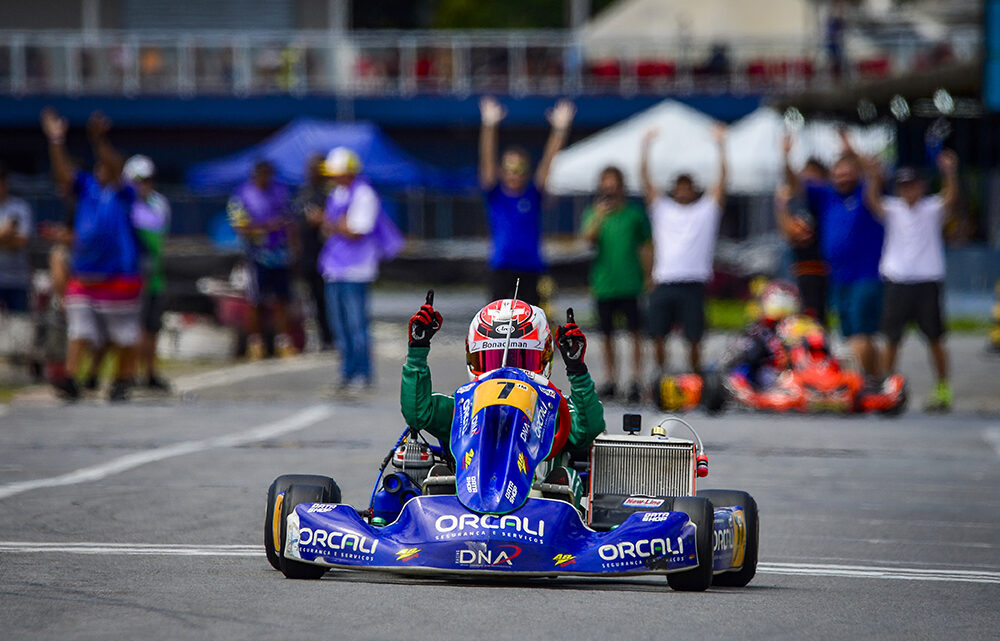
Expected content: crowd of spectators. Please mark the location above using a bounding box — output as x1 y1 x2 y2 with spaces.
0 100 964 412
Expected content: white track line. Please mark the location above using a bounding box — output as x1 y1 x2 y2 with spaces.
1 541 998 584
0 404 334 501
172 355 334 393
758 562 1000 584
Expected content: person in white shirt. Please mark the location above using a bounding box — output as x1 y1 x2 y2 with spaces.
640 124 727 375
863 150 960 411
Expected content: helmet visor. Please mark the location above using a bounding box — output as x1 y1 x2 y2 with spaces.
470 349 544 375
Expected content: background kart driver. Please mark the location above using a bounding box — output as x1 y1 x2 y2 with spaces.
400 292 605 505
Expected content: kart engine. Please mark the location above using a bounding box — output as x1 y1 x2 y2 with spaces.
391 440 434 486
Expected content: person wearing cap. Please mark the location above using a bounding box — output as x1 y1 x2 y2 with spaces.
310 147 403 390
227 160 297 360
478 96 575 306
641 124 727 376
784 129 884 379
123 155 172 391
0 162 34 315
863 151 960 411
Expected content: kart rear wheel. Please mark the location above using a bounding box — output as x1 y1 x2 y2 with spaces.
666 497 714 592
265 474 340 571
278 483 332 580
701 372 727 415
698 489 759 587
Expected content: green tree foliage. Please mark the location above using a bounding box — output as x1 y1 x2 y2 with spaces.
433 0 618 29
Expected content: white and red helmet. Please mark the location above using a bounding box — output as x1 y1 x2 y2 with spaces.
466 299 553 378
760 280 801 323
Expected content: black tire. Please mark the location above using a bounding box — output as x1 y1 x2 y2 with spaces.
278 483 332 580
701 371 727 415
666 497 714 592
698 489 759 588
265 474 340 571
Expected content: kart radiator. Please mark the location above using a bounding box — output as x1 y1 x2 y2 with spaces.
589 435 696 499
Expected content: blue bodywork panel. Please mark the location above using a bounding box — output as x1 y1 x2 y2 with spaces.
450 368 560 515
285 495 699 576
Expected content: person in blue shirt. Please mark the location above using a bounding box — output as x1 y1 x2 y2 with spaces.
41 108 141 402
783 130 884 377
478 96 575 306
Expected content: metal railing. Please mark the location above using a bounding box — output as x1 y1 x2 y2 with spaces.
0 27 982 97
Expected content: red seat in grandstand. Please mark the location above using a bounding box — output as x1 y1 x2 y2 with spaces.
415 57 433 78
856 57 890 77
636 60 676 79
589 60 622 79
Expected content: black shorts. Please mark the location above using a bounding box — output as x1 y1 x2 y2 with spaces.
140 293 165 333
596 297 641 335
249 263 292 305
796 273 829 327
647 282 706 342
489 270 541 307
880 281 945 343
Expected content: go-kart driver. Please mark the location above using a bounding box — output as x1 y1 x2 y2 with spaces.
400 293 605 503
726 281 805 391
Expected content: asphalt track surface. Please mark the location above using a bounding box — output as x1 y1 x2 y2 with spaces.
1 323 999 640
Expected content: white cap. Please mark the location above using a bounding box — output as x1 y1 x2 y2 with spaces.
321 147 362 177
123 155 155 181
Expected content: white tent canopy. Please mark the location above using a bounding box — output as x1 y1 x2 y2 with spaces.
546 101 894 196
582 0 818 60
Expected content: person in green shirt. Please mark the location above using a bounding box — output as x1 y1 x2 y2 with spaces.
581 166 652 404
124 155 171 391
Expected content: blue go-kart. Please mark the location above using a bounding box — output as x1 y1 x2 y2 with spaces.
264 367 758 591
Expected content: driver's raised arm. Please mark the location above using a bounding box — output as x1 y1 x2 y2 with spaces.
400 292 453 443
556 308 606 450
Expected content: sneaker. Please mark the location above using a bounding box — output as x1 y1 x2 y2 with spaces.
246 334 266 361
145 374 171 393
275 333 299 359
53 377 80 401
626 382 642 405
108 380 131 403
597 382 616 400
925 381 953 412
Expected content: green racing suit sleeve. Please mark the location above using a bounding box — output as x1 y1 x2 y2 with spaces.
400 346 455 444
399 346 606 452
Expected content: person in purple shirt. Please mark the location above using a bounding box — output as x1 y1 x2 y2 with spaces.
784 130 884 378
478 96 575 305
228 160 297 360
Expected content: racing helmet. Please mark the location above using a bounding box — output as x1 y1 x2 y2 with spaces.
466 299 553 378
760 281 800 323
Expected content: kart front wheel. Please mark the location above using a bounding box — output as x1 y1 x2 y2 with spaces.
698 489 759 587
278 483 333 580
667 497 714 592
265 474 340 571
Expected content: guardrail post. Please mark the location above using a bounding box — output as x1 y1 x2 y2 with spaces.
234 37 251 96
124 35 139 96
66 38 81 95
452 34 469 96
510 34 527 96
400 36 416 96
10 34 26 95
